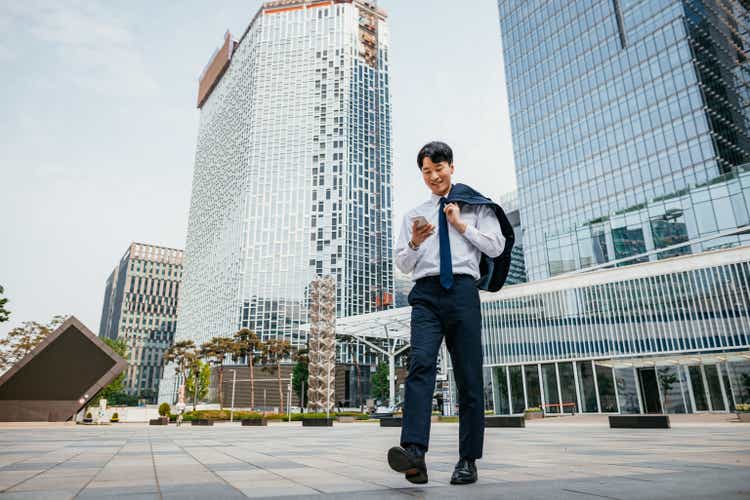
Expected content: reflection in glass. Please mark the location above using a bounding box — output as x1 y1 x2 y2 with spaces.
483 367 494 412
593 230 609 264
689 365 708 411
650 209 690 259
524 365 542 409
679 365 693 413
721 364 735 412
703 364 725 411
493 367 510 415
509 365 525 414
726 360 750 405
694 201 718 233
576 361 598 412
656 365 686 413
615 367 640 414
558 362 577 413
541 364 560 413
612 225 647 262
596 363 618 412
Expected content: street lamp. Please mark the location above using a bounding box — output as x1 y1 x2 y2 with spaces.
230 369 237 422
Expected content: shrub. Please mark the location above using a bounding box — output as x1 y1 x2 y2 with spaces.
158 403 171 416
335 412 368 418
237 412 265 420
110 412 119 422
524 407 542 413
85 412 92 419
737 403 750 412
302 412 334 419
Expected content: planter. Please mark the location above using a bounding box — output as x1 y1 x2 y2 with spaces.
486 416 525 428
191 419 214 426
336 416 355 423
379 417 402 427
302 418 334 427
737 412 750 423
524 412 544 420
149 417 168 426
431 415 440 422
241 418 268 426
609 415 670 429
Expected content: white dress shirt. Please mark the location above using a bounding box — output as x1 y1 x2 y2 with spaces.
395 188 506 281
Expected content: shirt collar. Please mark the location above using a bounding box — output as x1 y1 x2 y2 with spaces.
429 185 453 205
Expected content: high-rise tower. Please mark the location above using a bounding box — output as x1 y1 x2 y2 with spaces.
498 1 750 280
162 0 393 403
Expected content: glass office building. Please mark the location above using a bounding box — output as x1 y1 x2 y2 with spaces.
497 0 750 281
481 244 750 415
497 190 528 285
160 0 393 402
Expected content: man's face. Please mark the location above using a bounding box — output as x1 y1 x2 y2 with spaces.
420 157 454 196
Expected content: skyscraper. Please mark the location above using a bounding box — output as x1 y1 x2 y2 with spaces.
497 190 527 285
172 0 392 363
99 243 183 401
498 0 750 280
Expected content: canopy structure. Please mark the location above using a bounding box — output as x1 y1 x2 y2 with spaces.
301 307 413 406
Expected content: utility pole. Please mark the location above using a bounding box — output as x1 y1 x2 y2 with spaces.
230 369 237 422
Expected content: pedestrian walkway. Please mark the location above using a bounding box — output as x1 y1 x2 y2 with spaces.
0 416 747 499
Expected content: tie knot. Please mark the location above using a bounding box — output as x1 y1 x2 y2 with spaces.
440 197 447 206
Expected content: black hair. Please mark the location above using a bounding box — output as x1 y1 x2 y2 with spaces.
417 141 453 169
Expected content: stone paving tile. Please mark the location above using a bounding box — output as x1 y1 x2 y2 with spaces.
0 418 746 498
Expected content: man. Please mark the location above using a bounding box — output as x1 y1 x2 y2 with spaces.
387 141 514 485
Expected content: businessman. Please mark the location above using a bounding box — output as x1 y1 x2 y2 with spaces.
388 141 514 485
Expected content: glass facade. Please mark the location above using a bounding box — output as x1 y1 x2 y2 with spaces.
497 0 750 280
477 244 750 414
497 190 528 285
482 247 750 364
184 7 390 338
160 1 393 403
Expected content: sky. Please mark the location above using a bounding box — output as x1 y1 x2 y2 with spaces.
0 0 516 337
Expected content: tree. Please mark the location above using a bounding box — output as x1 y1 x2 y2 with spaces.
162 340 197 402
371 361 389 403
185 359 210 409
93 337 128 406
0 285 10 323
261 339 293 412
291 348 309 410
657 367 678 410
233 328 263 410
0 315 67 372
200 337 235 409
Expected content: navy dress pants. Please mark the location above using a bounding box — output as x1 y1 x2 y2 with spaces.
400 274 485 459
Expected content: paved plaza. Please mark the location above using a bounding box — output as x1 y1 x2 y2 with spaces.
0 416 747 499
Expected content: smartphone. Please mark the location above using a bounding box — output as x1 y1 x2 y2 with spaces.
411 215 429 228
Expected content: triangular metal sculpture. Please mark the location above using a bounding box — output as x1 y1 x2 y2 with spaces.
0 316 127 421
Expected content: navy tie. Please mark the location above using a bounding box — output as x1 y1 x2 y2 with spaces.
439 197 453 289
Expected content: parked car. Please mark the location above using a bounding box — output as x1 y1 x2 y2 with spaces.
370 401 403 418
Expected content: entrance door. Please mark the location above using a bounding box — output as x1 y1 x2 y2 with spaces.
638 368 662 414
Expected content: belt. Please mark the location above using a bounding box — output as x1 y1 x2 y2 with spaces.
416 274 474 285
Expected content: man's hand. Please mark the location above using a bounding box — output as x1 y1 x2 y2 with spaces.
411 221 435 246
444 203 467 233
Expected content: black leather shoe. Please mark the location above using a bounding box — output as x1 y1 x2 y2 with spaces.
387 445 428 484
450 458 477 485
